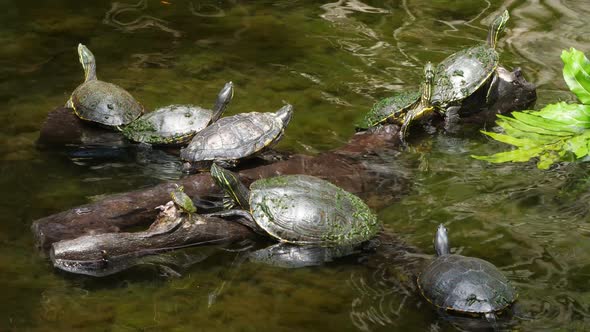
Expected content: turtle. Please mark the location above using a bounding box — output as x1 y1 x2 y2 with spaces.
67 43 144 128
121 82 234 145
169 185 197 214
180 104 293 172
209 163 381 246
355 62 435 143
417 224 517 321
431 10 510 129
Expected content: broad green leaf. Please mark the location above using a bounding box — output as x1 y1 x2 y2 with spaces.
511 111 583 134
496 115 574 136
562 48 590 104
472 146 546 163
479 130 539 147
533 102 590 128
496 119 565 142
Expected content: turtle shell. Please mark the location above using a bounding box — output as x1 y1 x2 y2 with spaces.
122 105 214 145
71 80 143 127
180 111 287 165
248 175 380 245
356 91 420 130
432 44 499 108
417 254 517 314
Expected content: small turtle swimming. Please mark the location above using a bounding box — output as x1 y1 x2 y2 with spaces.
209 163 381 246
67 44 144 128
122 82 234 145
356 62 435 143
417 224 517 321
180 104 293 172
431 10 510 129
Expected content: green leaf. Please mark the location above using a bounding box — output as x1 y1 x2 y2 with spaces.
479 130 538 147
562 48 590 104
567 130 590 158
533 102 590 129
473 48 590 170
496 115 574 136
511 111 583 134
472 146 546 163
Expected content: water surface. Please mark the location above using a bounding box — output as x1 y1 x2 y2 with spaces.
1 0 590 330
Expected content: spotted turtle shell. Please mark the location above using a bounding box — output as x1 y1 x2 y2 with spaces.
417 254 517 314
432 44 499 108
71 80 143 127
122 105 214 145
248 175 380 246
180 112 286 163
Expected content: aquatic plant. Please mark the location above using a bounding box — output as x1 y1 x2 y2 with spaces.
473 48 590 169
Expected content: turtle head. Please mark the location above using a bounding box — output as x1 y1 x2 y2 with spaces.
487 10 509 49
275 104 294 127
398 62 436 142
422 61 435 105
77 43 97 82
434 224 450 256
211 81 234 122
210 163 250 210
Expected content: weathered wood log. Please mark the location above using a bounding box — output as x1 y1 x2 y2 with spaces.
50 201 422 277
33 66 537 250
50 202 258 276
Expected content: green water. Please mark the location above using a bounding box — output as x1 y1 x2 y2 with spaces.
2 0 590 330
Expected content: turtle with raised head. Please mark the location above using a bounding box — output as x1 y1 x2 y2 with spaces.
356 62 435 143
67 44 144 128
122 82 233 145
180 104 293 172
417 224 517 320
432 10 510 129
209 163 381 246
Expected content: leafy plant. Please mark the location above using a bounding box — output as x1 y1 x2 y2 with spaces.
472 48 590 169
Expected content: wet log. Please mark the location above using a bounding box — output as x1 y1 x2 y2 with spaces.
50 202 258 276
50 201 422 277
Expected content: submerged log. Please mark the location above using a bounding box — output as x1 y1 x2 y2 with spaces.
33 66 537 250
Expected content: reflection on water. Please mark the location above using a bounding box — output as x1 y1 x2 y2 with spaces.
103 0 183 37
2 0 590 331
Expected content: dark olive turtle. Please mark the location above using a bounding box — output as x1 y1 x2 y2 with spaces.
180 104 293 172
170 185 196 214
355 62 435 143
432 11 509 123
417 224 517 319
122 82 233 145
209 163 381 246
67 44 144 128
355 91 420 131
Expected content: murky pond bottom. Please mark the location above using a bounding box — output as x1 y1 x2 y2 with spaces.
2 0 590 331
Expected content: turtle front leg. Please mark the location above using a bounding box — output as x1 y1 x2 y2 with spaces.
443 106 461 134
